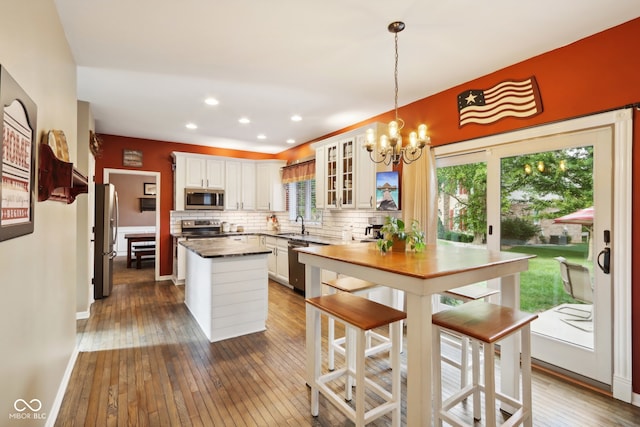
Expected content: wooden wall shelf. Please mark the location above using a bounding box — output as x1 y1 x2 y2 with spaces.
38 143 88 204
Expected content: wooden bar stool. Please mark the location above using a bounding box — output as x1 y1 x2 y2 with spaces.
306 292 406 427
432 300 538 427
323 276 395 370
438 284 500 389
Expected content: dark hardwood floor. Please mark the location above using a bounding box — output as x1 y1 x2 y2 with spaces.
55 257 640 426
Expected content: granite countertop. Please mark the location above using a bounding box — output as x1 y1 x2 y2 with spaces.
180 238 272 258
172 230 353 246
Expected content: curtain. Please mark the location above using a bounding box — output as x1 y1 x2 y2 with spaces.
401 147 438 244
282 160 315 184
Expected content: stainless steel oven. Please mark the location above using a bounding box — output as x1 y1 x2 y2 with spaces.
288 240 309 294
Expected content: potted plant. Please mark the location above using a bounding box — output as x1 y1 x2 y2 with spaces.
377 216 426 253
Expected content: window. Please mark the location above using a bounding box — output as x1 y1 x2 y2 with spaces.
286 179 321 223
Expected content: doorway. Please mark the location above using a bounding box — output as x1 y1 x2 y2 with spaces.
433 109 632 401
104 168 161 281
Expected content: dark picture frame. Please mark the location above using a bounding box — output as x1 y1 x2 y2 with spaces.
0 65 37 242
143 182 156 196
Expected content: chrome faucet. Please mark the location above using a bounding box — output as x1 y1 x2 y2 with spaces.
295 215 306 235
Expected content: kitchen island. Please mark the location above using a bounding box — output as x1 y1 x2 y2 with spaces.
181 239 272 343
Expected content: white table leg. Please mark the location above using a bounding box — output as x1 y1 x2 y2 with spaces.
500 272 521 414
406 292 433 427
306 265 322 387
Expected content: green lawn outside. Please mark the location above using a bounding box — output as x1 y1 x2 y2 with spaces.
437 240 592 313
505 243 591 313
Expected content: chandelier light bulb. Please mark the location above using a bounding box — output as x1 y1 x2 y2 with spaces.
409 132 418 148
380 135 389 150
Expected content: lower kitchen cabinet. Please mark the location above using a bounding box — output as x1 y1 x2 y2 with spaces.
265 236 289 285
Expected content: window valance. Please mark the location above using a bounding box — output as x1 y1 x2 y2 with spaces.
282 160 315 184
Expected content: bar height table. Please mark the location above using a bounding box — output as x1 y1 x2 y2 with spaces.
296 242 533 427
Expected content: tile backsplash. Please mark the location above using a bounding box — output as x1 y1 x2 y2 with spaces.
170 209 401 242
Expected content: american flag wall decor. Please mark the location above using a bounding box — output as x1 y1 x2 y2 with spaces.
457 77 543 127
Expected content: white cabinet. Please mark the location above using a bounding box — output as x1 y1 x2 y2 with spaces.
355 131 378 209
173 151 286 212
173 152 224 210
276 238 289 283
172 237 187 285
315 138 355 209
256 160 285 211
315 147 326 209
313 123 387 211
265 236 289 285
185 157 224 189
225 160 256 210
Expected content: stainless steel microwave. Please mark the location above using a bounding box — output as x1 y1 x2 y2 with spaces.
184 188 225 210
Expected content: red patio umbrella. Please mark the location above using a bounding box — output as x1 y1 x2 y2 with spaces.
553 206 594 225
553 206 594 260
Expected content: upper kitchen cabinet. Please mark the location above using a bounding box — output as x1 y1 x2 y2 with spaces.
185 156 224 189
225 160 256 210
313 123 386 210
256 160 286 211
172 152 225 210
355 124 389 209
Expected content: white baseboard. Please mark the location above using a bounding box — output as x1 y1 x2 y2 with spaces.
45 346 79 427
76 310 90 320
632 392 640 407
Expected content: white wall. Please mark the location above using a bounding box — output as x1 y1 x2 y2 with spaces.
0 1 79 425
76 101 95 316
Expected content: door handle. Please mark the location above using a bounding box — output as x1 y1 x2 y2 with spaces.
597 229 611 274
597 247 610 274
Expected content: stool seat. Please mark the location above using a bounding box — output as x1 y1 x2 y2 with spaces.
306 293 406 331
323 276 379 293
432 299 538 343
443 284 500 303
306 292 406 426
432 300 538 427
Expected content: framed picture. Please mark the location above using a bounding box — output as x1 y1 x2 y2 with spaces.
123 149 143 167
376 171 399 211
0 65 37 242
143 182 157 196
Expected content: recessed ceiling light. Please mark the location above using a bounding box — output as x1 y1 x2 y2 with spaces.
238 117 250 124
257 134 267 140
291 114 302 122
204 97 219 106
185 122 197 130
286 139 296 144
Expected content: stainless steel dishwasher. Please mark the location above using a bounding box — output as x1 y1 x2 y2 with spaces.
288 239 309 294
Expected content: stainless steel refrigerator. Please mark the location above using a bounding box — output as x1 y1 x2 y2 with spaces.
94 183 119 299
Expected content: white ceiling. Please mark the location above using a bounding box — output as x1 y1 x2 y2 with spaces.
54 0 640 154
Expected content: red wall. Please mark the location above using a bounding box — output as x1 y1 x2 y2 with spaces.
95 137 276 277
97 18 640 392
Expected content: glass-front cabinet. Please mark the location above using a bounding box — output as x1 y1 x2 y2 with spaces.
313 123 386 210
323 138 354 209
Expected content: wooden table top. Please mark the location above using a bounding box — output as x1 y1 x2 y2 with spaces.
296 242 535 280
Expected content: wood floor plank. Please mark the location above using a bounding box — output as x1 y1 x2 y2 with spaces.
54 257 640 427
